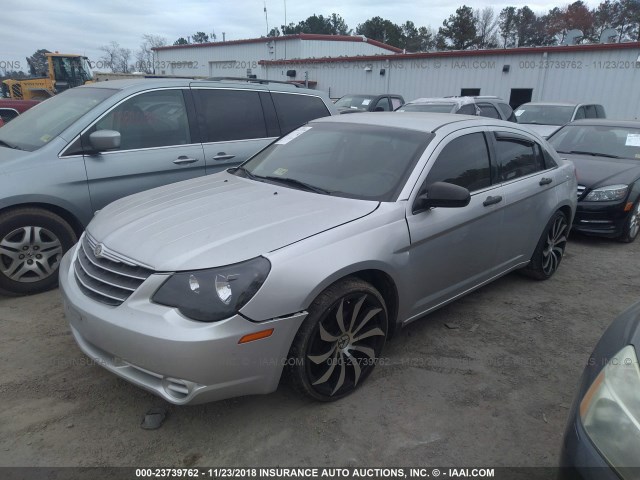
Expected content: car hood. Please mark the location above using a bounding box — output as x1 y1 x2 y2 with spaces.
520 124 561 138
87 171 379 271
562 154 640 189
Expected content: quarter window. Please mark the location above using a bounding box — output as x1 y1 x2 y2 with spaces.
494 135 545 181
0 109 18 123
193 89 267 142
271 93 331 135
91 89 191 150
426 133 492 192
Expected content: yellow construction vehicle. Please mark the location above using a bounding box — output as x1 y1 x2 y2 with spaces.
2 53 93 100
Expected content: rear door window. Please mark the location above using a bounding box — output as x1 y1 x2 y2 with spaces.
373 97 391 111
457 104 477 115
585 105 598 119
271 93 331 135
192 89 267 142
494 134 545 181
477 103 501 119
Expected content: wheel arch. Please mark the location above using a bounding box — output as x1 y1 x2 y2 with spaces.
0 202 85 238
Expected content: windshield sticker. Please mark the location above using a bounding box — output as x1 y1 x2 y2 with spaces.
362 99 371 106
515 110 524 117
273 168 288 176
40 134 53 143
625 133 640 147
275 126 312 145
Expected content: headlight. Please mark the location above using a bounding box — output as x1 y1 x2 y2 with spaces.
584 185 628 202
580 345 640 469
152 257 270 322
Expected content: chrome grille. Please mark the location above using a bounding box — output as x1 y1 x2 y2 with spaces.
577 185 586 199
73 234 154 306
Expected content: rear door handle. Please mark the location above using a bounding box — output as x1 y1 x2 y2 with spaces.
173 156 199 165
212 153 236 161
539 177 553 186
483 195 503 207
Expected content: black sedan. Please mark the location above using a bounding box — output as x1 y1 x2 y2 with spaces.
559 300 640 479
548 120 640 242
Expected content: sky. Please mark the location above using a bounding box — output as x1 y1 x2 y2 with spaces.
1 0 602 72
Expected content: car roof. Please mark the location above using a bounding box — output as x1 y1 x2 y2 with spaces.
518 102 587 108
310 111 518 133
78 78 316 94
567 119 640 128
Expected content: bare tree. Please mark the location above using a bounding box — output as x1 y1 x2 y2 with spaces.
99 41 122 72
475 7 499 48
136 34 167 73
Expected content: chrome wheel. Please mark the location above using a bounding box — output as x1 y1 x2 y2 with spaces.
542 214 567 276
0 226 63 283
628 202 640 240
306 292 387 398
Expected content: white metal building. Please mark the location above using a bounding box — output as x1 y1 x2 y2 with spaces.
153 34 402 78
259 42 640 120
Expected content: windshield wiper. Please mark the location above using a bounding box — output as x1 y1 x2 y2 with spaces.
261 176 332 195
0 139 21 150
566 150 622 159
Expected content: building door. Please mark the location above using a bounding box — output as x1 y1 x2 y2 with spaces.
509 89 533 109
461 88 480 96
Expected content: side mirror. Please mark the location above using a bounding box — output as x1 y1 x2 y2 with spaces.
89 130 121 152
413 181 471 214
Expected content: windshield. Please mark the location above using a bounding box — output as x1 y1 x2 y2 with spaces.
514 105 574 126
0 87 115 152
335 95 376 111
237 122 432 201
549 125 640 161
397 103 455 113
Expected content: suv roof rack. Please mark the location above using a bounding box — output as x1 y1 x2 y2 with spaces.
206 77 303 88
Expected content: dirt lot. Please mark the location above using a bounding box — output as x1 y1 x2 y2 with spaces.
0 232 638 468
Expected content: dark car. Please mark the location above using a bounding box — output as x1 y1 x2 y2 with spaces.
559 300 640 480
396 96 517 122
548 120 640 242
334 94 404 114
0 99 40 126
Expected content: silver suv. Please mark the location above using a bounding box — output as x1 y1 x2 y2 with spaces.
515 102 606 138
397 96 517 122
60 112 577 405
0 78 336 295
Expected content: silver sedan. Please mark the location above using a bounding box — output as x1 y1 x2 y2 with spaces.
59 113 577 404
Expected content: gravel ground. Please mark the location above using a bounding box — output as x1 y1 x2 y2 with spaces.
0 232 638 468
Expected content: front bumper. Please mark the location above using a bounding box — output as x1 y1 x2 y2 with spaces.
572 201 629 237
59 245 307 405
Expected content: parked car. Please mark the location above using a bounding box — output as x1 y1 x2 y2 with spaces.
515 102 606 138
548 120 640 243
396 96 517 122
0 98 40 126
60 112 577 405
0 78 337 295
559 300 640 480
334 94 404 114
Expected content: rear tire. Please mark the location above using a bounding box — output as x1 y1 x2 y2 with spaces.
522 211 568 281
0 208 77 296
618 200 640 243
287 277 388 402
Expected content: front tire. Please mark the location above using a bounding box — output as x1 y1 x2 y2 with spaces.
618 200 640 243
288 277 388 401
0 208 77 296
522 211 568 281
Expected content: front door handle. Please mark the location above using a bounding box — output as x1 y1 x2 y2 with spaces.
212 153 236 161
483 195 503 207
173 156 199 165
539 177 553 186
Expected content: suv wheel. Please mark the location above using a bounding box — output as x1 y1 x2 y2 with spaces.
288 278 388 401
0 208 77 296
